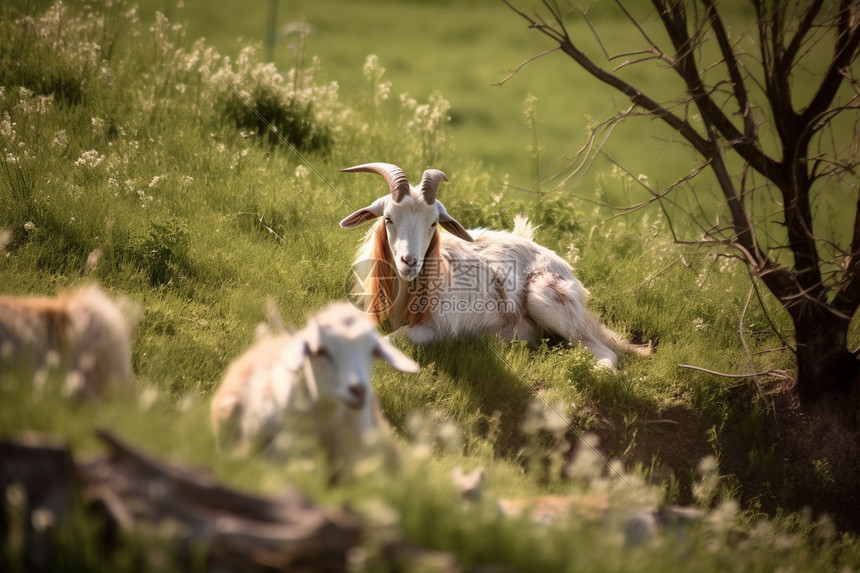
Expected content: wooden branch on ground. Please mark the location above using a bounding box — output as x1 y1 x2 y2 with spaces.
1 431 362 572
677 364 791 380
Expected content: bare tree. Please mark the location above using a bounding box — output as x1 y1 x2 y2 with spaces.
504 0 860 415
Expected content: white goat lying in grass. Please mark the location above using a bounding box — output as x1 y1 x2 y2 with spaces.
0 286 133 398
210 302 419 470
340 162 651 369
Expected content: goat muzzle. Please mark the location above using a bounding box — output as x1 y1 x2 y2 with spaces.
343 383 367 409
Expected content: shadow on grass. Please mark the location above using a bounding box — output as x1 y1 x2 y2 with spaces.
408 337 535 458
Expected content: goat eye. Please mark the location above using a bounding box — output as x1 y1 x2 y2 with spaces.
431 221 438 227
384 216 393 224
312 347 331 360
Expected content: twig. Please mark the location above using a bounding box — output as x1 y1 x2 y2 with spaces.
494 47 560 87
677 364 790 379
738 285 764 396
753 346 791 356
639 419 680 426
739 284 780 426
229 211 284 243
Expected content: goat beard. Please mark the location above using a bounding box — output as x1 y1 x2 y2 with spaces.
366 221 446 329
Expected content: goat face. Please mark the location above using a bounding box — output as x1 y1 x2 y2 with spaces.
340 163 474 281
308 329 376 410
381 194 440 280
286 303 420 409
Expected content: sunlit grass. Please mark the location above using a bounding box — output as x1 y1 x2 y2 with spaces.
1 1 858 570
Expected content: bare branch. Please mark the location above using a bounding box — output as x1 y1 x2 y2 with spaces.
801 0 860 127
653 0 781 181
505 0 713 157
494 47 560 88
783 0 826 67
700 0 757 141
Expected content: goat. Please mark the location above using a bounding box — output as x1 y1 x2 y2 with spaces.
339 162 651 369
0 286 134 398
210 302 420 471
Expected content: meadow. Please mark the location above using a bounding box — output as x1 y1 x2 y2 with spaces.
1 0 859 570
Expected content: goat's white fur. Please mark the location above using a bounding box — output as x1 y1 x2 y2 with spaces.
0 286 134 397
340 163 651 369
210 302 419 467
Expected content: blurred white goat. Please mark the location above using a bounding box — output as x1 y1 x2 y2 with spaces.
211 302 419 470
0 286 134 398
340 162 651 369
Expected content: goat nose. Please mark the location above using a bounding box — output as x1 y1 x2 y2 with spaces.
400 254 417 267
348 383 366 404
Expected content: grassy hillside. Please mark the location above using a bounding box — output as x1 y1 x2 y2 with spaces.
1 1 859 570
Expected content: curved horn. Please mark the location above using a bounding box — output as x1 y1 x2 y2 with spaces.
340 163 411 203
419 169 448 204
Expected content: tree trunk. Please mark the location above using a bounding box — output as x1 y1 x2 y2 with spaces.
793 308 859 421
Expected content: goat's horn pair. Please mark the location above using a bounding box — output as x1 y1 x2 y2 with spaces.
341 163 449 204
340 163 410 203
419 169 448 205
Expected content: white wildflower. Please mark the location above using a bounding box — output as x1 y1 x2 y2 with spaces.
23 221 36 232
36 95 52 114
295 164 309 179
566 244 581 265
91 116 106 135
51 130 68 148
148 175 165 188
693 317 706 331
376 81 391 103
637 173 649 185
75 150 105 169
362 54 384 82
523 93 538 125
0 112 16 141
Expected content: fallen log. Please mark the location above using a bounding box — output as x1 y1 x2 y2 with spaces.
1 430 363 572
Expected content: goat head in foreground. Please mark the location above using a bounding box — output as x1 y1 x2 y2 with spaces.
210 301 419 470
340 163 651 369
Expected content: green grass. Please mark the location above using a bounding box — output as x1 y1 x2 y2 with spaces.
1 1 859 570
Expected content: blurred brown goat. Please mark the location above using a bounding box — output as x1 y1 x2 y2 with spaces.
0 286 134 398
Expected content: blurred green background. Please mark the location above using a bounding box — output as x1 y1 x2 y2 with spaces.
134 0 686 192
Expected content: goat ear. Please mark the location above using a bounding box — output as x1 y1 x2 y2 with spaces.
282 321 321 371
436 200 474 242
374 337 420 373
340 197 388 228
282 338 311 372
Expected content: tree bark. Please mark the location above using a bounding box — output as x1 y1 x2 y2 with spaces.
792 308 859 419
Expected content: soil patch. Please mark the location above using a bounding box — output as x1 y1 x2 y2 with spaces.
575 379 860 532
